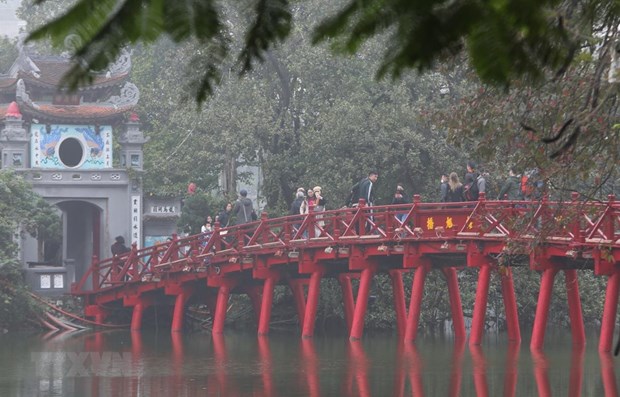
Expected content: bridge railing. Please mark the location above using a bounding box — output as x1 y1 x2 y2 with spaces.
72 195 619 293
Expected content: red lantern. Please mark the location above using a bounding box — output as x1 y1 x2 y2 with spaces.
187 183 196 195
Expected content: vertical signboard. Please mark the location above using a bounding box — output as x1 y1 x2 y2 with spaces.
131 195 141 248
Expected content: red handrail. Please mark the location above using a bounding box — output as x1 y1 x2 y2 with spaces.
72 195 620 294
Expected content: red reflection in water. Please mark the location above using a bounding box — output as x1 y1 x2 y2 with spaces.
470 345 489 397
531 349 551 397
212 333 237 397
257 336 274 397
532 347 585 397
531 345 592 397
569 346 584 397
300 338 321 397
404 343 425 397
448 339 466 397
470 343 520 397
503 343 520 397
600 352 619 397
34 331 620 397
394 341 467 397
346 341 371 397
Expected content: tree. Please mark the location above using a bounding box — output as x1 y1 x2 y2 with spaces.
25 0 620 196
0 36 18 73
0 170 60 330
26 0 578 104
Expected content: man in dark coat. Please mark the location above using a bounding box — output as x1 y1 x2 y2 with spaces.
497 167 522 200
358 171 378 206
232 189 255 225
111 236 130 256
290 191 305 215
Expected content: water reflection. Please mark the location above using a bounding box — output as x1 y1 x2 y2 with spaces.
469 343 519 397
601 352 619 397
1 331 619 396
300 339 320 397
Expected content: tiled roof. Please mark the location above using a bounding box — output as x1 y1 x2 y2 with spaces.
19 57 129 89
18 102 133 123
0 76 17 89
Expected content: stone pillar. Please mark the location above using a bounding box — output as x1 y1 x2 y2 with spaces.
118 113 149 247
0 102 29 169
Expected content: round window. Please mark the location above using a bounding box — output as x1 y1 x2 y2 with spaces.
58 137 84 167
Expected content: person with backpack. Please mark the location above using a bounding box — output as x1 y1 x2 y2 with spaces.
232 189 255 225
464 161 485 201
346 179 361 207
497 167 523 200
521 168 545 200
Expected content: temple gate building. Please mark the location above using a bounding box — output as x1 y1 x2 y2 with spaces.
0 45 179 295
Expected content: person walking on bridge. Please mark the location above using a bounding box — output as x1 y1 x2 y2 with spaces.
232 189 255 225
111 236 130 256
359 171 378 206
497 167 522 201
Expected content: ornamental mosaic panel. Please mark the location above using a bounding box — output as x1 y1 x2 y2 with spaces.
31 124 113 169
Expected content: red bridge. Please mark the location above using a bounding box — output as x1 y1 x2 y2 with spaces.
72 193 620 352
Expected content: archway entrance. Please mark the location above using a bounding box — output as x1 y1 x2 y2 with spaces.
55 200 102 282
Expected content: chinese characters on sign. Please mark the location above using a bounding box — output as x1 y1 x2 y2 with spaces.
131 195 141 248
425 217 473 231
150 206 176 214
104 129 112 167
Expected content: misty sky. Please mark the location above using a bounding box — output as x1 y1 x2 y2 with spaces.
0 0 23 38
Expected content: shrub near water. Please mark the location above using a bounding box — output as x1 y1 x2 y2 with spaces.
0 262 41 331
0 170 58 331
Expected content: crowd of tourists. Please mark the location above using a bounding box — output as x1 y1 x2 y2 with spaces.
111 162 545 256
192 162 545 236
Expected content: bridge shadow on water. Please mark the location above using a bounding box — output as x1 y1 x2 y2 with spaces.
15 330 620 396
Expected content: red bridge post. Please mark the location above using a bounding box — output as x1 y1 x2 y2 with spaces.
212 279 237 335
127 295 154 331
389 269 408 338
338 274 356 333
91 255 99 291
350 263 378 341
564 269 585 347
599 270 620 352
258 272 280 336
442 267 466 341
302 269 324 338
405 263 429 342
288 279 308 332
500 267 521 343
530 268 558 350
167 284 196 333
470 263 492 346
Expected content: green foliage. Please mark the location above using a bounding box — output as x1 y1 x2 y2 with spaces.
27 0 583 104
0 170 58 330
0 262 42 330
177 192 227 234
0 36 18 73
313 0 572 87
26 0 290 104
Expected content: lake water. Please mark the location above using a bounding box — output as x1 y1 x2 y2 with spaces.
0 329 618 396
